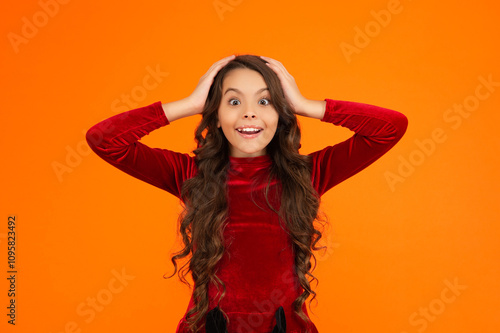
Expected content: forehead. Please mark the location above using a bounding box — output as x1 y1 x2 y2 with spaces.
222 68 267 90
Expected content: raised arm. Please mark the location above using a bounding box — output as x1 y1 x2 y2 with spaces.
260 55 408 195
309 99 408 195
85 100 196 197
85 55 236 197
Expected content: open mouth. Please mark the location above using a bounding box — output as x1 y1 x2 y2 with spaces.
236 128 262 134
236 126 263 138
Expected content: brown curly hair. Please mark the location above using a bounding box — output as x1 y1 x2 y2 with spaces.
164 54 328 332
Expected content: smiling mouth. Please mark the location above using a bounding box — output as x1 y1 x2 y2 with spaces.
236 128 262 134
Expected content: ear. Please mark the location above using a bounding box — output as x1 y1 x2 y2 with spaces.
217 119 221 128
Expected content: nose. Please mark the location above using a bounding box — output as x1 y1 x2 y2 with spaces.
243 106 257 119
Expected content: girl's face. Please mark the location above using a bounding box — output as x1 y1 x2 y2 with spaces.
217 68 279 158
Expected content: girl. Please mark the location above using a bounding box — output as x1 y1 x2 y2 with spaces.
86 54 408 333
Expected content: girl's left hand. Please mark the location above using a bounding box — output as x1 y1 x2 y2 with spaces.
260 56 309 116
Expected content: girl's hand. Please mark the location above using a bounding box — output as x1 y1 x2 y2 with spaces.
260 56 308 114
260 56 326 119
163 55 235 122
186 54 236 115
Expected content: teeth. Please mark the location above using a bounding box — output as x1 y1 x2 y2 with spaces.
238 128 261 133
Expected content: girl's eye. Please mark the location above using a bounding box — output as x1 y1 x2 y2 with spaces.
229 99 240 106
259 98 270 106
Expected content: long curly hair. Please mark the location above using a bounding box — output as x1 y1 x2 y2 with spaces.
164 54 327 332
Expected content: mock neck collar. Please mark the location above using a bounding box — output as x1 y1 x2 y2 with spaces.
229 154 272 166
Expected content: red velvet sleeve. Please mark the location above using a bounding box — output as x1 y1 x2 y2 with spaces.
85 101 196 198
310 98 408 196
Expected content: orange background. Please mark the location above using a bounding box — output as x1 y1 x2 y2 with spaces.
1 0 499 332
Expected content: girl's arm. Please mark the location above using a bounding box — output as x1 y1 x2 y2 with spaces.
85 99 197 198
86 55 236 197
308 98 408 195
261 56 408 195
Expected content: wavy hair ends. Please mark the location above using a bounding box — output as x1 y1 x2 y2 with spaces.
164 54 327 333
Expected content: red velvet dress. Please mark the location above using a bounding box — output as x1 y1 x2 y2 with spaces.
86 98 408 332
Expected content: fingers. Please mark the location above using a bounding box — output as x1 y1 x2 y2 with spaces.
260 55 293 80
190 55 236 109
211 55 235 71
206 54 236 77
259 56 287 73
259 56 307 113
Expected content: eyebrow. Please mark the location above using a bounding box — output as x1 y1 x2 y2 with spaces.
223 87 269 96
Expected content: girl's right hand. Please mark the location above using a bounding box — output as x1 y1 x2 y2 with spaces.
186 54 236 114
